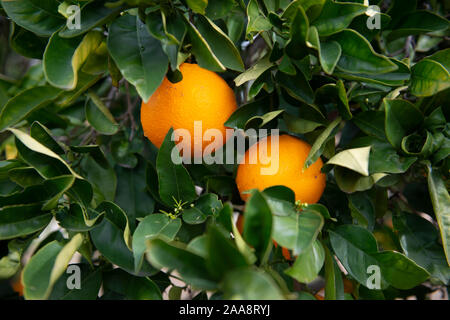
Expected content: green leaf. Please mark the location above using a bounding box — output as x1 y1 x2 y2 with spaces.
115 156 155 224
0 86 62 131
304 117 341 169
30 122 65 155
56 71 102 108
285 5 309 59
186 0 208 14
23 234 84 300
334 167 387 193
246 0 272 40
285 240 325 283
348 192 375 231
329 225 385 289
195 16 244 72
44 31 104 90
331 29 397 74
353 110 386 140
206 0 236 20
156 129 197 207
103 268 162 300
0 238 30 279
426 165 450 266
375 251 430 290
49 264 102 300
90 217 135 274
182 193 223 224
387 10 449 41
383 99 424 149
222 268 284 299
324 245 345 300
231 214 258 266
263 186 297 217
71 145 109 169
272 208 324 255
315 81 351 120
183 16 226 72
243 190 273 261
133 214 181 272
401 131 434 157
330 225 430 289
206 225 249 278
56 203 102 232
85 91 119 135
245 109 284 130
311 0 366 36
9 24 48 59
410 49 450 97
1 0 65 37
59 1 122 38
308 26 341 75
146 238 217 290
276 69 314 104
394 213 450 283
8 128 81 179
8 167 44 188
0 204 52 240
108 14 168 102
335 58 410 87
224 98 270 129
0 175 73 207
349 137 417 174
234 55 274 86
327 146 371 176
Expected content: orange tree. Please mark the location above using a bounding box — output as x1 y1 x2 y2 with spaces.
0 0 449 300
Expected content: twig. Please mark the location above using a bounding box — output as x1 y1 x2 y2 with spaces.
124 81 137 141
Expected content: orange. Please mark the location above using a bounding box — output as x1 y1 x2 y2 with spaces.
140 63 237 155
236 135 326 204
236 214 292 261
11 277 24 297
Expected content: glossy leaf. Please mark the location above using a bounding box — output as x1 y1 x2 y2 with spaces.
133 214 181 272
285 240 325 283
0 204 52 240
156 129 197 207
184 16 226 72
146 238 217 290
272 208 324 255
243 190 273 261
327 146 371 176
383 99 424 149
311 0 366 36
427 165 450 266
108 15 168 102
332 29 397 74
44 31 103 90
22 234 84 300
222 268 284 299
0 86 62 131
59 2 122 38
410 49 450 97
196 16 244 72
1 0 65 37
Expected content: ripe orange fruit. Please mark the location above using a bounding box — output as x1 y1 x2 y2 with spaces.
236 214 292 261
140 63 237 155
11 277 24 296
236 135 326 204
